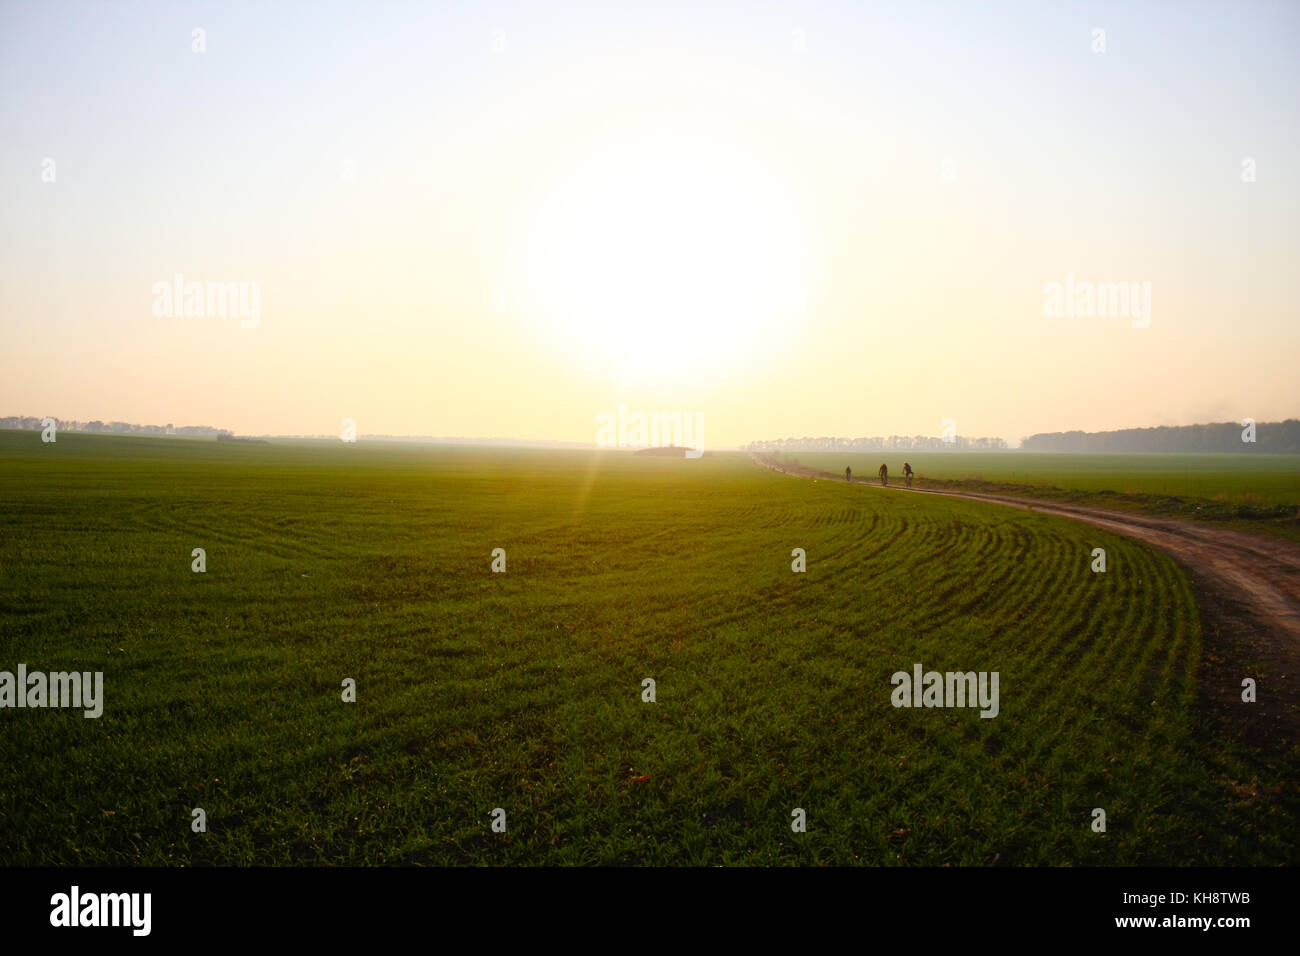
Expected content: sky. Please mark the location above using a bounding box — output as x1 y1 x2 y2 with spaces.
2 0 1298 447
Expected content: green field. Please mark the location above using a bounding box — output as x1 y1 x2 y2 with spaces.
784 452 1300 507
1 431 1296 865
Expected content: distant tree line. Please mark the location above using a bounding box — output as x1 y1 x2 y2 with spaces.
747 435 1008 452
1020 420 1300 453
0 416 230 437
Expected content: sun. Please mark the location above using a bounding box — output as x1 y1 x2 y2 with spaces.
515 148 810 386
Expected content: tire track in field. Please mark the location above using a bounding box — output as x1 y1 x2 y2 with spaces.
752 452 1300 739
904 486 1300 644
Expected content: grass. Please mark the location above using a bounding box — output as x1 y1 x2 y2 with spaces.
786 451 1300 540
1 431 1296 865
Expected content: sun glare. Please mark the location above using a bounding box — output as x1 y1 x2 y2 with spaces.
517 150 809 386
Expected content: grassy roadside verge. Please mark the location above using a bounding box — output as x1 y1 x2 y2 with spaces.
766 452 1300 544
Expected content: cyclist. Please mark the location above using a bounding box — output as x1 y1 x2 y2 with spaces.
903 461 914 487
845 466 852 482
878 463 888 486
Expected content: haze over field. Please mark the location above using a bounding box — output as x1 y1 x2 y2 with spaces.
2 1 1298 446
3 2 1300 886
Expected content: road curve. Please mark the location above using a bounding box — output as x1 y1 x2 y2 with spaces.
752 452 1300 737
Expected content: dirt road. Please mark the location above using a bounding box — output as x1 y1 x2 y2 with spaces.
752 453 1300 741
